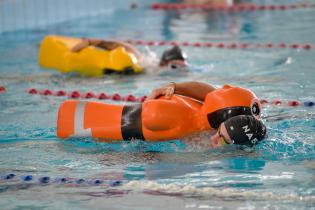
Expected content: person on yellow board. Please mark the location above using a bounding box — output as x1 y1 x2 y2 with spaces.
71 38 189 71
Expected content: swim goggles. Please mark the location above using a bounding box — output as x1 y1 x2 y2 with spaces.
167 62 188 70
218 128 232 145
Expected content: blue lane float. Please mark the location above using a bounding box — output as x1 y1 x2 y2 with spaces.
22 175 33 182
39 176 50 184
304 101 315 107
3 173 15 180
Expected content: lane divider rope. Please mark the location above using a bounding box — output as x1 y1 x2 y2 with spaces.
27 88 147 102
260 99 314 107
151 2 315 12
2 173 315 201
125 40 313 50
0 173 123 187
26 88 315 107
1 87 314 107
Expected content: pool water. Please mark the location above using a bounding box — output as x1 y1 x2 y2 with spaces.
0 0 315 209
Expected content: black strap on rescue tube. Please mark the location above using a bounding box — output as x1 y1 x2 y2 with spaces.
103 67 134 75
121 104 145 141
207 106 252 129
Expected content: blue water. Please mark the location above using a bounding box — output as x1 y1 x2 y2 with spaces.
0 0 315 209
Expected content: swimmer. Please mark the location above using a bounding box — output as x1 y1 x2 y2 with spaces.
71 38 188 71
147 81 267 149
57 81 267 150
183 115 267 150
159 46 188 70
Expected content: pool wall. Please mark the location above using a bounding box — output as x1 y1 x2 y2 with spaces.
0 0 160 34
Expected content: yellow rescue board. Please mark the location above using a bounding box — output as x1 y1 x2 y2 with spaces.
38 35 143 77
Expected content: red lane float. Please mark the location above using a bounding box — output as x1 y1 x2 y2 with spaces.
0 86 6 93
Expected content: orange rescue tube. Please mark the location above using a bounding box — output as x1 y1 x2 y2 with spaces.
57 85 261 141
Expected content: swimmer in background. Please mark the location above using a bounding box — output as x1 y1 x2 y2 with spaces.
71 38 188 72
158 45 188 70
146 81 267 149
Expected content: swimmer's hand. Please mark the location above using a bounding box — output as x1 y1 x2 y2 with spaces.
146 82 176 100
71 39 90 52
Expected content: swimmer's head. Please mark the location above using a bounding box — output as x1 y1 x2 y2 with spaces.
159 46 188 69
210 115 267 148
224 115 267 147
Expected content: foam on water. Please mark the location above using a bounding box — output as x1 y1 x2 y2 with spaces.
124 180 315 202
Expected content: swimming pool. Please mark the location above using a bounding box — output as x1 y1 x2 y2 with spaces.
0 0 314 209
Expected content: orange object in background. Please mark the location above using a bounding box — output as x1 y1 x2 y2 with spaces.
57 85 261 141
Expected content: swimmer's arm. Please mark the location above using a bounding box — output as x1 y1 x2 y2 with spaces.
90 39 142 60
147 81 216 101
71 38 142 60
71 38 117 52
70 38 90 52
174 81 216 101
108 40 142 60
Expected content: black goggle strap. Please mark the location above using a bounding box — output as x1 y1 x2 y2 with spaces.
207 106 252 129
